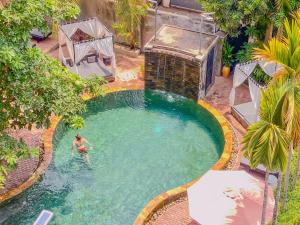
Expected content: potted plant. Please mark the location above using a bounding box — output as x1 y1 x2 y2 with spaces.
222 41 233 78
138 64 145 80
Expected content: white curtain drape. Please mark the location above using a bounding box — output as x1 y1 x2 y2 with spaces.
74 42 95 64
66 38 74 62
61 18 107 39
248 78 261 121
76 20 97 38
61 23 78 39
95 37 116 71
229 62 257 106
58 29 64 62
258 61 278 76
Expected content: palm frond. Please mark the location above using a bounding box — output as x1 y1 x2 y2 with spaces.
243 121 289 172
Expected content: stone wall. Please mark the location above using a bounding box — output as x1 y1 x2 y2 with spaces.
144 51 202 100
80 0 115 32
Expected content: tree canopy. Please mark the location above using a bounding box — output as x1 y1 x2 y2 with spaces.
0 0 105 132
0 0 106 187
197 0 268 36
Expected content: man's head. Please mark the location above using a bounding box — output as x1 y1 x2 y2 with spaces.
75 134 81 141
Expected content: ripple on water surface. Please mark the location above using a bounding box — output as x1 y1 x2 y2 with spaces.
0 90 224 225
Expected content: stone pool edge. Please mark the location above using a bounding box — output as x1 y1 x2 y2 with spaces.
133 99 234 225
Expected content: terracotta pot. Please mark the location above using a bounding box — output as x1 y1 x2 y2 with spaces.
222 66 230 78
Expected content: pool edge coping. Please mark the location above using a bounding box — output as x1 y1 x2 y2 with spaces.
133 99 234 225
0 87 234 221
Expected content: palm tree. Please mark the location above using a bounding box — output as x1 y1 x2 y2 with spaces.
254 15 300 212
113 0 148 49
264 0 300 41
264 81 300 225
242 85 289 225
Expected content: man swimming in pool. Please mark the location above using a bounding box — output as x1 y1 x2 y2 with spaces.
72 134 93 165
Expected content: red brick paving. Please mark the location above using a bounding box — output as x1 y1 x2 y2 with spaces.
151 200 199 225
0 127 43 195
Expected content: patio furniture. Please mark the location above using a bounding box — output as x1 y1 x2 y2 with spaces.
102 55 112 66
187 170 275 225
33 210 53 225
31 28 52 42
58 17 116 80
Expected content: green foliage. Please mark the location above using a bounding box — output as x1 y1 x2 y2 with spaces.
0 133 39 188
251 67 271 86
271 0 300 29
243 80 300 172
69 115 85 129
0 0 106 187
113 0 148 49
236 42 255 63
235 42 270 85
276 151 300 225
197 0 268 36
0 0 106 132
243 120 288 172
222 41 233 67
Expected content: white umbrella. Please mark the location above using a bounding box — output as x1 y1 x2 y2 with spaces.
187 170 274 225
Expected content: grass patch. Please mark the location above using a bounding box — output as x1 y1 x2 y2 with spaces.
276 151 300 225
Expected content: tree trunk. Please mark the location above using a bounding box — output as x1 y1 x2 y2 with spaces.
292 146 300 189
282 143 293 210
261 171 270 225
276 26 283 40
264 24 273 42
272 172 283 225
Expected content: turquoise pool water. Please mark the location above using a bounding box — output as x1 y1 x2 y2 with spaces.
0 90 224 225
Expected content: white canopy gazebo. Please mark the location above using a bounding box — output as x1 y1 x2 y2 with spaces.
229 61 281 126
58 17 116 80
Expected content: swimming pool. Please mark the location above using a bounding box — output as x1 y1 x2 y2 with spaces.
0 90 224 225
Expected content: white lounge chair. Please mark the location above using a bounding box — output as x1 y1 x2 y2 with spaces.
33 210 53 225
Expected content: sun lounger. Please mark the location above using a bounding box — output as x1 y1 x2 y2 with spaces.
240 157 279 178
31 28 52 42
33 210 53 225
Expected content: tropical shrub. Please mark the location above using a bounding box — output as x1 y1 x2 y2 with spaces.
251 67 271 86
222 41 233 67
113 0 148 49
197 0 268 36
